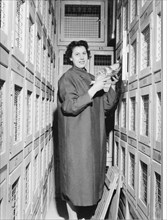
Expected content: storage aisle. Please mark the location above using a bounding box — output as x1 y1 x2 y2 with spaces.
1 0 166 219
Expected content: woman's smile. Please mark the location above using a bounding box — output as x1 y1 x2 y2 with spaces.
70 46 88 68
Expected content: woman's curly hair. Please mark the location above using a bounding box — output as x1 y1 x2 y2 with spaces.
65 40 91 65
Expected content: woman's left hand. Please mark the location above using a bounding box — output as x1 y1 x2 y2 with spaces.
110 74 120 84
103 75 119 92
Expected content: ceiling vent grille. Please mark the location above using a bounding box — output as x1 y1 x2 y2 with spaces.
64 5 100 39
60 1 106 44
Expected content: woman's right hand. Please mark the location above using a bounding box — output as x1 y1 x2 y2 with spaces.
88 75 110 98
94 75 110 91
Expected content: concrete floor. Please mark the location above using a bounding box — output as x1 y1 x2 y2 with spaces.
45 196 96 220
45 197 68 220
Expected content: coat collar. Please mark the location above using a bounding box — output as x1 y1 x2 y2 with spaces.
71 66 95 82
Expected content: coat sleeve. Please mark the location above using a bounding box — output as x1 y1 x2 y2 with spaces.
58 75 92 116
103 86 119 114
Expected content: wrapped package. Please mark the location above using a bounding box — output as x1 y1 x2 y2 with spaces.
90 62 122 92
95 62 121 80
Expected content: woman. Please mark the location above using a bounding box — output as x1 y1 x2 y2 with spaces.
57 40 120 219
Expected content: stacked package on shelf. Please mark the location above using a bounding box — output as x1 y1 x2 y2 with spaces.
91 61 122 92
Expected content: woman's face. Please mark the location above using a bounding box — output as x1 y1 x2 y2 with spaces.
70 46 88 69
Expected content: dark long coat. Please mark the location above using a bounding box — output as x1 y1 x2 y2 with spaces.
57 66 118 206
